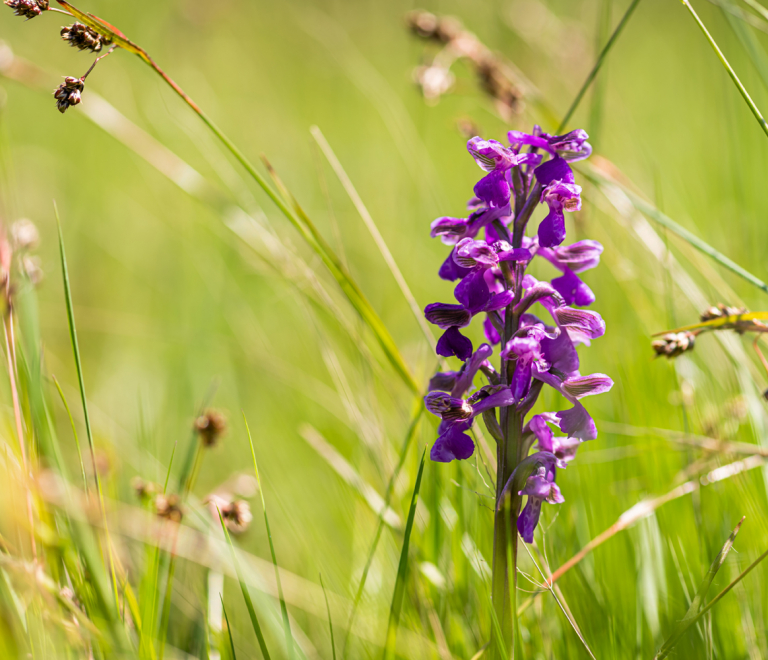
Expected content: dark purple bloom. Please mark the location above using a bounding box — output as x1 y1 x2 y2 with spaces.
436 326 473 360
428 343 493 397
508 128 592 163
526 414 581 465
474 170 511 208
535 240 603 306
467 137 518 172
431 420 474 462
534 157 582 248
552 268 595 307
517 458 564 543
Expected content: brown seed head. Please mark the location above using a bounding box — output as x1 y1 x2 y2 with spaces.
207 494 253 534
155 493 183 523
131 476 159 502
54 77 84 114
700 303 747 323
5 0 48 19
652 331 696 359
61 22 110 53
194 409 227 447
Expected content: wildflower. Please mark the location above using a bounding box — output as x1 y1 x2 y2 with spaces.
425 126 609 543
53 77 84 114
61 22 110 53
652 331 696 359
194 409 227 447
155 493 183 522
516 458 564 543
4 0 48 19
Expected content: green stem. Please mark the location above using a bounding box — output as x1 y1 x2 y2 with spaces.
681 0 768 139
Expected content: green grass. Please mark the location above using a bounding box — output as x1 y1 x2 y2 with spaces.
1 0 768 658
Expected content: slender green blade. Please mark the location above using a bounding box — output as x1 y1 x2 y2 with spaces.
382 447 427 660
51 374 88 496
582 163 768 296
696 546 768 619
221 595 237 660
681 0 768 138
217 507 272 660
319 573 336 660
655 311 768 334
342 400 423 658
655 517 745 659
243 412 294 659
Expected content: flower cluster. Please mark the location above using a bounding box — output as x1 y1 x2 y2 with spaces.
425 127 612 543
61 22 111 52
4 0 48 20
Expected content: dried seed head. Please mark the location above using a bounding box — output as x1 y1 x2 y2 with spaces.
131 476 159 502
54 77 84 114
207 494 252 534
651 331 696 359
154 493 183 522
700 303 747 323
5 0 48 19
11 219 39 251
194 409 227 447
61 22 110 53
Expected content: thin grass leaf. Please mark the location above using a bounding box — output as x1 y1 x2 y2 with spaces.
744 0 768 22
583 163 768 296
654 517 745 659
655 311 768 334
55 202 120 609
382 446 427 660
221 595 237 660
310 126 436 352
558 0 643 131
242 413 294 659
51 375 88 496
217 507 272 660
319 573 337 660
695 546 768 618
342 400 424 658
681 0 768 138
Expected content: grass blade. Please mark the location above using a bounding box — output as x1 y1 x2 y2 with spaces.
221 595 237 660
319 573 337 660
558 0 643 131
695 546 768 618
382 446 427 660
217 507 272 659
654 517 745 659
310 126 436 352
242 413 293 659
51 374 88 496
583 162 768 296
55 202 120 608
342 400 424 658
655 311 768 334
681 0 768 138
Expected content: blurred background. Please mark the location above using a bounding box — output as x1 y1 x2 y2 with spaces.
2 0 768 657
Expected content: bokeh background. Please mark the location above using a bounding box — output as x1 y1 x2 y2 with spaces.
2 0 768 657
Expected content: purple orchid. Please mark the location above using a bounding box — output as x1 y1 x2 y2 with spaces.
424 127 610 544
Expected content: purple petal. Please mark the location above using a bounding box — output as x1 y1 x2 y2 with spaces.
527 414 556 451
515 279 565 315
439 249 474 282
534 156 575 187
471 387 516 415
436 327 473 361
431 423 475 462
517 497 542 543
556 402 597 441
540 331 580 377
425 303 472 329
538 206 567 248
549 436 581 464
474 170 511 208
430 217 469 244
511 360 533 401
454 270 491 313
547 129 592 162
552 268 596 307
454 237 498 269
484 315 501 344
467 137 518 172
561 373 614 399
483 290 514 313
429 371 459 392
452 343 493 398
553 240 603 272
497 247 532 262
551 307 605 339
507 130 553 154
